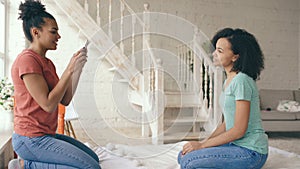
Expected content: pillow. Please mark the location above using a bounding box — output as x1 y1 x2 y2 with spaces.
277 100 300 112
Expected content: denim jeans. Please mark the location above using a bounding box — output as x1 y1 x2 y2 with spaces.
178 143 268 169
12 133 101 169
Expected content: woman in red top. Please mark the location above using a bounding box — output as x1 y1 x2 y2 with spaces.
11 0 100 168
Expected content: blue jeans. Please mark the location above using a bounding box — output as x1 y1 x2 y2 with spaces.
178 143 268 169
12 133 101 169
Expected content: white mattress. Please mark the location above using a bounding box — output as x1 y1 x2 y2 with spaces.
92 142 300 169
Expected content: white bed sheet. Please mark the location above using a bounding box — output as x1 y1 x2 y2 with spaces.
92 142 300 169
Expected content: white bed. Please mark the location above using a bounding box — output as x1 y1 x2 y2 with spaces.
92 141 300 169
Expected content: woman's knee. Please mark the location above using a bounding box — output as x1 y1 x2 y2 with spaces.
178 152 193 169
177 151 183 164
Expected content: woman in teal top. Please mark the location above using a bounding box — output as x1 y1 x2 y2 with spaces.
178 28 268 169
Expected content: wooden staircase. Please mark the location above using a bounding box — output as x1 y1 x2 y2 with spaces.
43 0 224 144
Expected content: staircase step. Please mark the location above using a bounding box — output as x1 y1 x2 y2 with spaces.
118 79 129 83
165 91 202 108
163 131 210 143
128 90 143 106
165 116 208 124
108 67 117 72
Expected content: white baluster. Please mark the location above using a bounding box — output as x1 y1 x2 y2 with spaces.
204 63 208 108
213 67 223 126
191 46 194 91
142 2 150 138
177 45 180 90
199 57 203 99
209 69 213 114
182 45 185 90
193 27 201 93
187 44 190 91
120 1 125 55
108 0 112 39
180 45 184 85
84 0 88 12
131 15 136 66
154 58 164 144
150 65 155 92
179 45 183 89
96 0 101 26
189 42 193 91
143 3 150 40
184 45 188 91
188 43 192 91
178 45 181 82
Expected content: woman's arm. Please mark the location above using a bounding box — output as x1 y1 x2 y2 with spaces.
201 100 250 146
60 67 83 106
206 118 226 140
23 49 87 112
60 48 88 105
182 100 250 155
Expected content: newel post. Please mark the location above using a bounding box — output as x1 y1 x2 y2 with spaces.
213 67 223 127
142 2 151 137
153 58 164 144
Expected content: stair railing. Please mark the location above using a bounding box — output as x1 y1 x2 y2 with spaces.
88 0 162 142
194 28 223 128
177 28 223 130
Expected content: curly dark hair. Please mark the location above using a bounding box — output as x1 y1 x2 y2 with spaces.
18 0 55 42
211 28 264 81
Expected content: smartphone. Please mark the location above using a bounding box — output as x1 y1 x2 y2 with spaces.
84 40 90 48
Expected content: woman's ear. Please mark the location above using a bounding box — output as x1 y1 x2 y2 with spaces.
232 54 239 62
31 27 40 39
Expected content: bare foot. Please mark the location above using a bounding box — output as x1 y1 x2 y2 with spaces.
19 159 24 169
8 159 23 169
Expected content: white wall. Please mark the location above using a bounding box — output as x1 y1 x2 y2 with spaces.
123 0 300 90
299 0 300 89
6 0 24 78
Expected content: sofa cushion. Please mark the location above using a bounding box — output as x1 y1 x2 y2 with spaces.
277 100 300 112
296 112 300 120
259 89 294 110
294 90 300 103
261 110 298 120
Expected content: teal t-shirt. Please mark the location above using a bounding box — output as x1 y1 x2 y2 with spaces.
219 72 268 154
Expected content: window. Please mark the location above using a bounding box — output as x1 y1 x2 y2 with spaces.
0 0 6 78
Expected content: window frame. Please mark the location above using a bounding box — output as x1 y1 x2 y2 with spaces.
0 0 7 78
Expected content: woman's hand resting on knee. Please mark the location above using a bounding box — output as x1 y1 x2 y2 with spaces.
182 141 205 155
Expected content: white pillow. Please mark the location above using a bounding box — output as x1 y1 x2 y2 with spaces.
277 100 300 112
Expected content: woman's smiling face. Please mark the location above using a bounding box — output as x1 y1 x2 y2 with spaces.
213 38 238 70
37 18 61 51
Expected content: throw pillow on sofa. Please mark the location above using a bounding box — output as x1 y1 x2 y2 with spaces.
277 100 300 112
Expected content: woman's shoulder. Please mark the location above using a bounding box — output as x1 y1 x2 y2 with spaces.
17 49 44 64
232 72 257 89
234 72 255 83
19 49 39 57
13 49 44 70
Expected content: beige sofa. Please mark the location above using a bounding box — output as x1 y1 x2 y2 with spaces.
259 89 300 132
